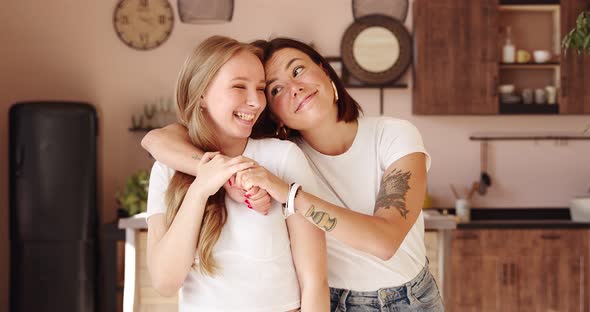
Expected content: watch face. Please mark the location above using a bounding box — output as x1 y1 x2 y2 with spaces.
113 0 174 50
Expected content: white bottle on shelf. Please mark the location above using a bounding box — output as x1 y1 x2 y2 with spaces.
502 26 516 63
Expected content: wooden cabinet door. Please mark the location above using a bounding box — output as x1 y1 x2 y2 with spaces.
450 230 511 312
514 230 589 312
560 0 590 114
452 229 590 312
515 254 585 312
413 0 498 115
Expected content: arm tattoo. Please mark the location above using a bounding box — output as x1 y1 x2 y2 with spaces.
192 154 201 160
304 205 337 232
374 169 412 218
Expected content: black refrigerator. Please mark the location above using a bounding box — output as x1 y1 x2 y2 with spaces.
9 102 98 312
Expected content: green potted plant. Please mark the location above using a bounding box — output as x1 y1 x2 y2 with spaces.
562 0 590 55
116 169 150 218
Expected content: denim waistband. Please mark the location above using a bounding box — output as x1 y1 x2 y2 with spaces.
330 263 432 306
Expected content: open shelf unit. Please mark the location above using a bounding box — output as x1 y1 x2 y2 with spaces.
497 4 561 115
499 62 560 69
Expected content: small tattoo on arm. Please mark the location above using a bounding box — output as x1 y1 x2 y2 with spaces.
374 169 412 218
192 154 201 160
304 205 337 232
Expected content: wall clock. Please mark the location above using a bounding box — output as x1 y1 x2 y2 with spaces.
113 0 175 50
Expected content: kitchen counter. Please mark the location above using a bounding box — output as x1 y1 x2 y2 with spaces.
435 207 589 229
118 211 456 311
118 210 458 230
458 219 590 229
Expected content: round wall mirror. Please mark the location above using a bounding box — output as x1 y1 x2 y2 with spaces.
341 15 412 85
353 26 400 72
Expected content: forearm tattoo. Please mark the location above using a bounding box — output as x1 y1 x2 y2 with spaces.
192 154 201 160
374 169 412 218
304 205 337 232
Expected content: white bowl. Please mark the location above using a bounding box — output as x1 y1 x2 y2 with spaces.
533 50 552 63
498 84 515 94
570 197 590 222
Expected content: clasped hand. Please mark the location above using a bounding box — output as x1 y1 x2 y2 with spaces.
191 152 288 215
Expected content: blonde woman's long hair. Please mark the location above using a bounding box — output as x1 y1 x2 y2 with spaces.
165 36 262 276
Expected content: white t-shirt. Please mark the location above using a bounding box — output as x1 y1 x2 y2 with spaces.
297 117 431 291
146 138 321 312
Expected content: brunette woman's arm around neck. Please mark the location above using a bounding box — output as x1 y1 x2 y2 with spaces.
294 152 427 260
142 124 272 214
146 184 208 296
287 213 330 311
141 123 202 176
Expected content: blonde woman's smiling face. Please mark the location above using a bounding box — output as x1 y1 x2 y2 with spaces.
201 50 266 141
264 48 337 131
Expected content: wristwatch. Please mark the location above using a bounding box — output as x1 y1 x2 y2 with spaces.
282 183 302 219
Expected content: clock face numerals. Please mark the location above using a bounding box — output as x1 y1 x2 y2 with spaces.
113 0 174 50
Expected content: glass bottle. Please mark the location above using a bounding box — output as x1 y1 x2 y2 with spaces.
502 26 516 63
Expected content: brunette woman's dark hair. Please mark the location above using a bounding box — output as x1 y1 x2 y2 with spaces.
250 37 363 140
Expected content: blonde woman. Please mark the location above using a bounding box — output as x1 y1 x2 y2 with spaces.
145 36 328 311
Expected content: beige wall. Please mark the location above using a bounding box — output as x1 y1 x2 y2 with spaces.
1 1 589 310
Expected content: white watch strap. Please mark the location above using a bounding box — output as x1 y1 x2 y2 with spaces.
287 183 301 218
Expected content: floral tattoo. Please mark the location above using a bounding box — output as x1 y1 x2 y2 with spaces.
374 169 412 218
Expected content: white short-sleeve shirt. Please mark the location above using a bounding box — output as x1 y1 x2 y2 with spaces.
146 138 320 312
297 117 431 291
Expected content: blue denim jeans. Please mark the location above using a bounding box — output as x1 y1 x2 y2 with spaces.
329 265 444 311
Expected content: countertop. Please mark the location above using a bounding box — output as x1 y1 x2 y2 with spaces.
440 207 590 229
457 220 590 229
118 213 148 229
119 211 458 230
119 209 590 230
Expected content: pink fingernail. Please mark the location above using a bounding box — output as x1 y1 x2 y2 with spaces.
228 179 233 187
248 205 253 209
245 194 251 198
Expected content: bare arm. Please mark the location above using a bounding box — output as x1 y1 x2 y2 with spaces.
141 123 201 176
146 185 207 296
287 209 329 311
142 123 272 214
146 154 255 296
237 164 329 310
248 152 427 261
293 152 427 260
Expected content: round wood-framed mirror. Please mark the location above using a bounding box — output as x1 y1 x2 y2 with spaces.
341 15 412 85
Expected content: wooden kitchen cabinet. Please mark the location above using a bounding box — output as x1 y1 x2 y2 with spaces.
413 0 499 115
560 0 590 114
413 0 590 115
450 229 589 312
450 230 514 311
515 230 588 312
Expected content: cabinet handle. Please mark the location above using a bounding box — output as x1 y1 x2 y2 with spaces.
492 76 498 97
455 233 479 240
561 75 567 97
502 263 508 285
540 234 561 240
510 263 516 286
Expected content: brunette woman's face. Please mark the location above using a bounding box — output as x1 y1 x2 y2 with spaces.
264 48 337 131
201 50 266 141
